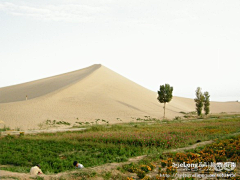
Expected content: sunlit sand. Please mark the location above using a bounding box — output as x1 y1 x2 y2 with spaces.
0 64 239 130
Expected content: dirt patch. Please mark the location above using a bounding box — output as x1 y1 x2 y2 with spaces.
164 140 213 154
0 128 86 136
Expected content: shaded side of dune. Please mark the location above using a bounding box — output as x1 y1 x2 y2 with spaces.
0 64 101 103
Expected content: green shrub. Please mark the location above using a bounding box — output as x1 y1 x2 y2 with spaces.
122 163 138 173
136 169 146 179
173 116 182 120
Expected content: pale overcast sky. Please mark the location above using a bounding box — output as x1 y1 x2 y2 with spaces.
0 0 239 102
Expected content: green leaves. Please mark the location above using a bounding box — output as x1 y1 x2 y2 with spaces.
157 84 173 118
194 87 210 116
194 87 204 116
157 84 173 103
204 91 210 115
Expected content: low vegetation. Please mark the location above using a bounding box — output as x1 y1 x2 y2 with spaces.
121 134 240 179
0 125 10 132
0 115 239 179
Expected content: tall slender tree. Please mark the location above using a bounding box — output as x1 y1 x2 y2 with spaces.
203 91 210 115
157 84 173 119
194 87 204 116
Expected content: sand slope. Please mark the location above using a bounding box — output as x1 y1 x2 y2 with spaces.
0 64 239 130
0 64 101 103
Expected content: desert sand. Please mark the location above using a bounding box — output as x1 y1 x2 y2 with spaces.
0 64 239 130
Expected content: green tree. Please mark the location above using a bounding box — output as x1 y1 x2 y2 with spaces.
157 84 173 119
203 91 210 115
194 87 204 116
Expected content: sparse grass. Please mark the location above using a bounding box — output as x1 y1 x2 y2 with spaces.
101 171 112 180
38 120 71 129
173 116 182 121
30 177 44 180
179 111 187 114
0 126 22 133
0 125 11 131
0 166 29 173
0 176 20 180
71 170 97 179
73 119 110 128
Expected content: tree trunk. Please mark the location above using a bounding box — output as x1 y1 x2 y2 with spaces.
163 102 166 119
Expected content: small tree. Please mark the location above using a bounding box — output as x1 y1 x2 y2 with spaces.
194 87 204 116
157 84 173 119
203 91 210 115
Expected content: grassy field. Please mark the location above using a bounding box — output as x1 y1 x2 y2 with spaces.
0 114 240 175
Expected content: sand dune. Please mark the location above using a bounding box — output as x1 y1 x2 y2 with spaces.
0 64 239 130
0 64 101 103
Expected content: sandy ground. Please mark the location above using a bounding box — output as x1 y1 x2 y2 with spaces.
0 64 240 130
0 128 86 136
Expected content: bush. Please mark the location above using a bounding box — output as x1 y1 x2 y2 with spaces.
161 160 167 168
140 165 151 173
122 163 138 173
136 169 146 179
173 116 182 120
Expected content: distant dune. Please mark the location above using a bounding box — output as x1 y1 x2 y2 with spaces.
0 64 239 130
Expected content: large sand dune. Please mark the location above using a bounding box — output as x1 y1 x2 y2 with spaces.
0 64 239 130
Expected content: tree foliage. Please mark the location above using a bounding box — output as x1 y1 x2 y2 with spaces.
157 84 173 119
194 87 204 116
203 91 210 115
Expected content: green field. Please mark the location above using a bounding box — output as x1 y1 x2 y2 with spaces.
0 115 240 175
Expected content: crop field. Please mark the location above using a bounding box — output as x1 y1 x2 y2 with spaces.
120 134 240 179
0 115 240 176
